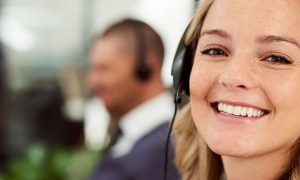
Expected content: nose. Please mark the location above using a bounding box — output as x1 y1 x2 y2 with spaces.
218 55 257 90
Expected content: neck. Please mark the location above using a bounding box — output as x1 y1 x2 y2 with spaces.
222 148 291 180
142 79 165 101
113 79 165 119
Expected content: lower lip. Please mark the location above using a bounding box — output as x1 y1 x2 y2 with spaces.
212 108 264 124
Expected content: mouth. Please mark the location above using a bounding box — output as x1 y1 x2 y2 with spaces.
210 102 270 118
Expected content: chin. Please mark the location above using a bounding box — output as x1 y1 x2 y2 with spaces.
203 130 258 158
209 143 253 157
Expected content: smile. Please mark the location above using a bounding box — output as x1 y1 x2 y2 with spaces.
211 102 270 118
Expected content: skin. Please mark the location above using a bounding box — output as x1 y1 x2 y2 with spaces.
87 33 164 119
189 0 300 179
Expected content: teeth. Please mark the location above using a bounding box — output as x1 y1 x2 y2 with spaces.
253 110 258 117
233 106 241 116
227 105 234 114
217 103 264 118
247 108 254 117
241 107 247 116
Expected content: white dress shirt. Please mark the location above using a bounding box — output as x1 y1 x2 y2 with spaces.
111 91 174 158
84 97 110 150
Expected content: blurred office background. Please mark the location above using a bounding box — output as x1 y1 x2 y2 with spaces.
0 0 195 179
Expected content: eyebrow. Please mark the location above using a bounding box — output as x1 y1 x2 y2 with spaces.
200 29 231 39
256 35 300 49
200 29 300 50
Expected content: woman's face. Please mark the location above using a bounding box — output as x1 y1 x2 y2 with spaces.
190 0 300 158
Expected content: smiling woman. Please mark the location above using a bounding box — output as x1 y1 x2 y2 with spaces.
173 0 300 179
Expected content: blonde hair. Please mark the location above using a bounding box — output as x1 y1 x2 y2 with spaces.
174 0 300 179
174 105 223 180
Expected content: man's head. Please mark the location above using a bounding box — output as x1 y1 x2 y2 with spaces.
87 19 165 118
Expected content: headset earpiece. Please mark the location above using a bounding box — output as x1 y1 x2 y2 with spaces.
171 25 193 99
136 63 151 81
132 21 152 82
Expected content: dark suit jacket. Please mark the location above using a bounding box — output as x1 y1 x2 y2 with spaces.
90 122 180 180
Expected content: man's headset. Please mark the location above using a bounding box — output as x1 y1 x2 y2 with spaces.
132 22 152 82
163 24 194 180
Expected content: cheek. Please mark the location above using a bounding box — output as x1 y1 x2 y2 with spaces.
110 63 135 88
264 77 300 141
189 61 218 99
189 58 223 113
189 62 219 134
248 69 300 149
259 69 300 117
255 64 300 104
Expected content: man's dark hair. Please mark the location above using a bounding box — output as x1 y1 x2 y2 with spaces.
93 18 165 64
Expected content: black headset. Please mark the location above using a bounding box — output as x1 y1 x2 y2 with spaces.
163 24 194 180
172 24 194 102
132 22 152 81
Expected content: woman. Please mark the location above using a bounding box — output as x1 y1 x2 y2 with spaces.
174 0 300 179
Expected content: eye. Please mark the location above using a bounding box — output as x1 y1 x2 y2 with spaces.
262 54 292 65
201 48 227 57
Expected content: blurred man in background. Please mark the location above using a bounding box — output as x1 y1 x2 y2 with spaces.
87 19 180 180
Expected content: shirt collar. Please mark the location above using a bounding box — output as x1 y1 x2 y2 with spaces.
112 91 174 157
120 91 174 138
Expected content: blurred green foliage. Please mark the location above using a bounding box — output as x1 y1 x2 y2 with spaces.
0 143 102 180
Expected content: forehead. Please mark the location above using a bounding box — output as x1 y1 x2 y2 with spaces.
201 0 300 37
92 33 135 55
89 34 136 66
